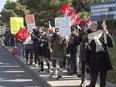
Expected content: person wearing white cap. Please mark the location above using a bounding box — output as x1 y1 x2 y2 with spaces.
86 22 114 87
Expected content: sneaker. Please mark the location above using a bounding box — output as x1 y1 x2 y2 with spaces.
56 75 62 80
35 64 38 67
79 81 85 87
38 69 44 72
46 69 50 73
77 74 81 77
86 85 90 87
26 61 28 65
50 73 57 78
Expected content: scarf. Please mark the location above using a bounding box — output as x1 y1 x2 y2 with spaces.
88 30 104 52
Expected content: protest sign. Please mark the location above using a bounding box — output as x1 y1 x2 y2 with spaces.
15 27 30 42
10 17 24 34
55 17 71 37
90 1 116 21
25 14 36 30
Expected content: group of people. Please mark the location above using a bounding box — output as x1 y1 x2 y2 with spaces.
3 27 15 46
4 21 114 87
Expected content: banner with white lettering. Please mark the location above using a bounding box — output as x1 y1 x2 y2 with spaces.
90 1 116 21
55 17 71 37
25 14 36 30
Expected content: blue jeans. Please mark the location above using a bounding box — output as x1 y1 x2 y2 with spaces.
52 59 63 68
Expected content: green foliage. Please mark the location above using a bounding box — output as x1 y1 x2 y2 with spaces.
0 0 30 26
107 38 116 84
1 0 116 28
17 0 74 26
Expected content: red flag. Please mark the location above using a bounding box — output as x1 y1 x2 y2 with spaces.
11 47 18 56
70 14 80 26
80 20 86 27
15 27 30 42
80 15 90 27
59 4 75 16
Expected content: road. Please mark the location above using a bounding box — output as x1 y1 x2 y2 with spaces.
0 45 45 87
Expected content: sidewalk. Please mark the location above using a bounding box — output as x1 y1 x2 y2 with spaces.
5 46 116 87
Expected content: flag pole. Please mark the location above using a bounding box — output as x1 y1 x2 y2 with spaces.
102 21 107 44
27 30 47 41
102 0 107 44
28 31 41 41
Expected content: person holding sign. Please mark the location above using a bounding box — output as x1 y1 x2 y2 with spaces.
86 22 114 87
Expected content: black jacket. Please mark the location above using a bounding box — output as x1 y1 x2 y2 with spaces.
86 34 113 72
79 30 88 62
67 34 80 54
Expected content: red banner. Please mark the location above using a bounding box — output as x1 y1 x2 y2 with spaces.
70 14 80 26
80 20 86 27
15 27 30 42
11 47 18 56
59 4 75 16
80 15 91 27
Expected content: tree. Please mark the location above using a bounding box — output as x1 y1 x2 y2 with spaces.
0 0 30 26
1 0 116 29
17 0 75 27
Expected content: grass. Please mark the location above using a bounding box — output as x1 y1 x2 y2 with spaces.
107 38 116 84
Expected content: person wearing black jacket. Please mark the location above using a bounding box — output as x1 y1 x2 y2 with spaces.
32 28 40 65
42 32 51 73
67 27 80 74
79 25 89 87
86 22 114 87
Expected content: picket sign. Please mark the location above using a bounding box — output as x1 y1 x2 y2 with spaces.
10 17 24 34
90 1 116 44
55 17 71 37
25 14 36 30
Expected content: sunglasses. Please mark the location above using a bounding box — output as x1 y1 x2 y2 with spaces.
55 31 59 32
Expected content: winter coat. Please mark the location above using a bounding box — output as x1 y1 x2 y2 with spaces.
79 30 88 62
36 32 45 56
67 34 80 54
86 34 113 72
31 30 39 53
50 33 67 61
42 34 51 59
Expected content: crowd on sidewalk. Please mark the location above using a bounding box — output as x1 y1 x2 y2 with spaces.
1 21 115 87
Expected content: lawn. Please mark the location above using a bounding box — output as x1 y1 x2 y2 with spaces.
107 37 116 84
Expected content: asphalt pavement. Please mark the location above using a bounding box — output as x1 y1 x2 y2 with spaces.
0 45 51 87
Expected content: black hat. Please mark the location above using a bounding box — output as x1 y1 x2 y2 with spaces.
55 28 59 32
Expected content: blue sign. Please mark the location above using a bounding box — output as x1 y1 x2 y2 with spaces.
90 1 116 21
